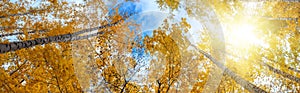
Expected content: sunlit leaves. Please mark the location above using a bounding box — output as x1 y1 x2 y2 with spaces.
0 0 89 92
208 1 300 92
156 0 180 11
1 0 299 92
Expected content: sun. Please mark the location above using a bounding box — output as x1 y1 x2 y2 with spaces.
227 24 264 48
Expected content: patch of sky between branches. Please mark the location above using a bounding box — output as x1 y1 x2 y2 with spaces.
107 1 142 19
113 0 204 63
108 0 169 83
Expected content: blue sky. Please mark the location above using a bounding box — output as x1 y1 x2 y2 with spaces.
108 0 202 43
108 0 203 54
105 0 205 84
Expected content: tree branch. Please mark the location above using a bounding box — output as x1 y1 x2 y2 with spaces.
0 26 48 37
227 51 300 84
0 30 104 53
190 45 267 93
0 9 45 18
262 62 300 83
263 56 300 74
0 12 136 54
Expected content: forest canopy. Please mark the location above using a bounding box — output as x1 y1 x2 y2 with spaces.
0 0 299 92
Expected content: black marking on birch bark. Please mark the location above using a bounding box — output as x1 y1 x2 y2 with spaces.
35 38 43 45
10 42 18 51
0 44 9 53
16 42 23 49
31 40 36 47
24 40 32 48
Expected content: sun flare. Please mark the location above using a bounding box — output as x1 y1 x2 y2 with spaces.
227 24 264 48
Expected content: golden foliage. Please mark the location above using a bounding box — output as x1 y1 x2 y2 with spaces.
1 0 300 92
